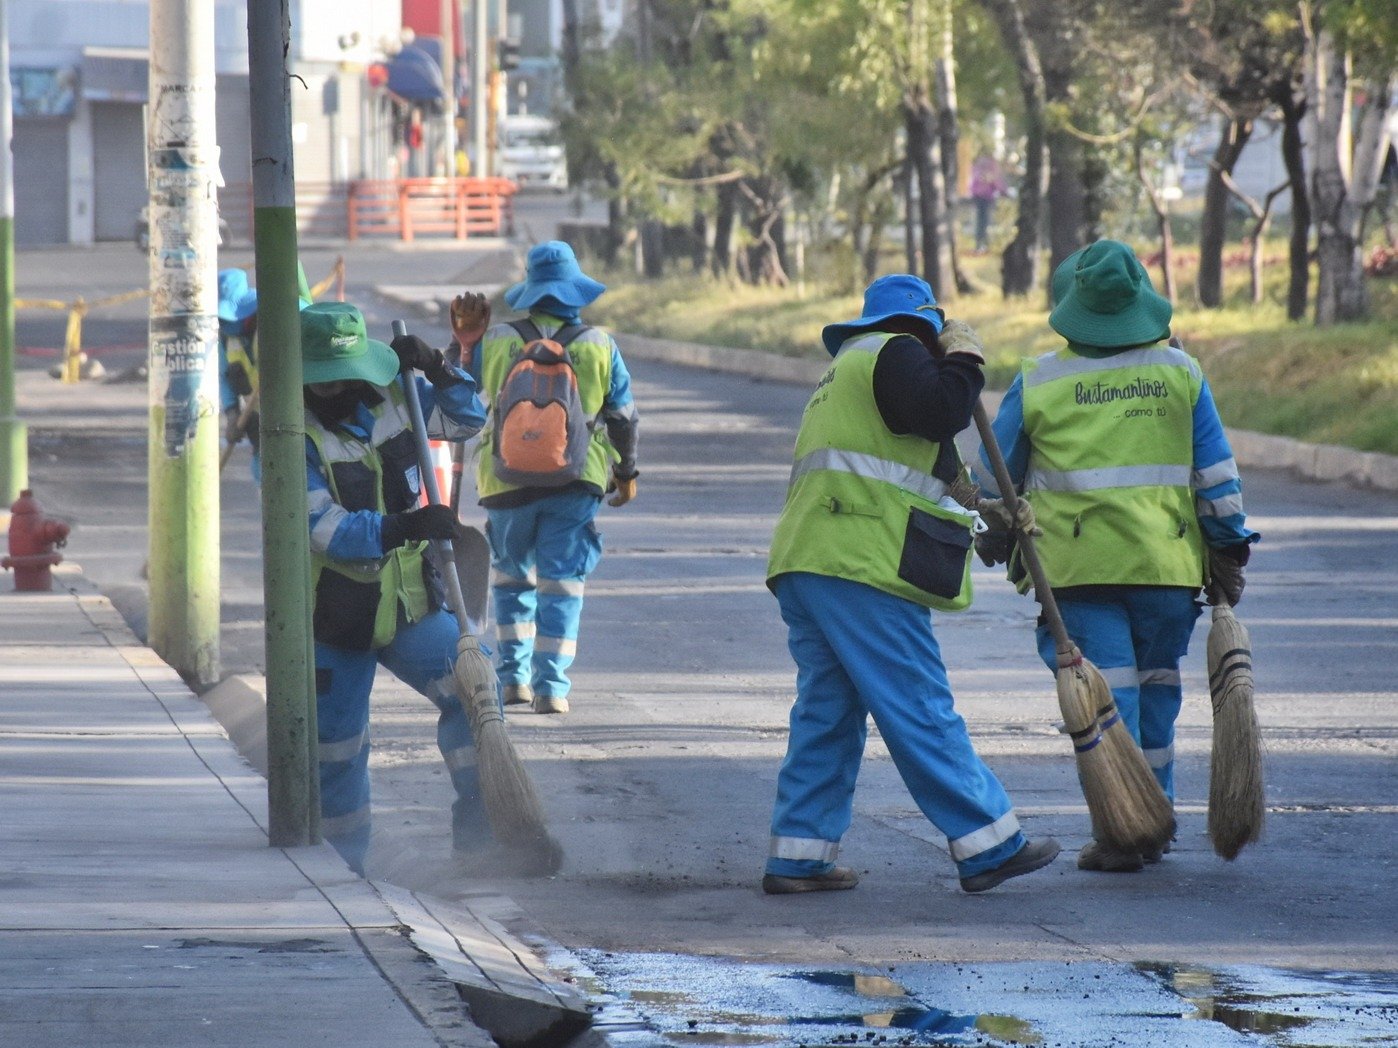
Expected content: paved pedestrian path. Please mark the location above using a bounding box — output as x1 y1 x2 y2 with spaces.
0 567 589 1047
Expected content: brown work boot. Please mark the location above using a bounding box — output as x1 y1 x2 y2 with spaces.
762 866 859 895
959 837 1061 893
1077 840 1146 873
502 683 534 707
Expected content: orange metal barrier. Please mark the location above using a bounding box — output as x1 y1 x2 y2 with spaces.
219 179 517 244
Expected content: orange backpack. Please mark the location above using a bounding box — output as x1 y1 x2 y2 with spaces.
491 320 593 487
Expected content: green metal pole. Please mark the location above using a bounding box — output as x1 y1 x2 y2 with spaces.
249 0 319 847
146 0 220 686
0 0 27 508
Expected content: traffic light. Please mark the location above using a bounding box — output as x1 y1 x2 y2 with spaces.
497 38 521 72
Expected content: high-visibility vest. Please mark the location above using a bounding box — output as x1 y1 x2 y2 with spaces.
767 332 975 611
1018 342 1206 590
476 316 615 500
305 381 437 651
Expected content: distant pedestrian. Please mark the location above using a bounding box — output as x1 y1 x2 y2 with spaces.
975 240 1260 873
969 151 1007 253
453 241 640 715
762 273 1060 895
300 301 490 875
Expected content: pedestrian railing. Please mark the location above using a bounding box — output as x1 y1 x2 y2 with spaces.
219 178 517 244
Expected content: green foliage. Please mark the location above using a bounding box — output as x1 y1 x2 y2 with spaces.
588 247 1398 455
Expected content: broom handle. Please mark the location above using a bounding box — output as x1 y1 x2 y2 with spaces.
393 319 473 638
971 399 1076 659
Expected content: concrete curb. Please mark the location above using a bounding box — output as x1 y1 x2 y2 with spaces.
614 331 1398 494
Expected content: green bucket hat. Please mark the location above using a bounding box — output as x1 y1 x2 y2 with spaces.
300 302 399 387
1048 240 1172 349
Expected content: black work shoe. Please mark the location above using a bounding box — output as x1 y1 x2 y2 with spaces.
1077 840 1146 873
960 837 1061 893
762 866 859 895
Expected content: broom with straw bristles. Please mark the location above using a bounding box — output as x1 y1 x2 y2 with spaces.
1206 581 1264 859
973 401 1175 854
394 320 563 874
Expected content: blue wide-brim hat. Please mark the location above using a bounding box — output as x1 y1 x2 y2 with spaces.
504 240 607 311
231 288 311 325
821 274 945 356
218 269 249 322
1049 240 1172 349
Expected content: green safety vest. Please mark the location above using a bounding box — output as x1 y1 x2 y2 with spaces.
1018 342 1206 591
767 332 976 611
475 315 616 500
305 381 435 651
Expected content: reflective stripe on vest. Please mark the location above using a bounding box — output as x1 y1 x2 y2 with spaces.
477 317 615 499
767 332 971 610
1019 344 1204 590
305 381 433 649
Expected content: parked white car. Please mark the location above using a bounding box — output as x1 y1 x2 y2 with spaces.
498 115 568 192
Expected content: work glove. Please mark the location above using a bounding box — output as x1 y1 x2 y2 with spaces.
450 292 492 351
606 468 639 508
1208 544 1249 606
939 319 986 366
973 496 1039 567
381 503 456 551
390 333 459 387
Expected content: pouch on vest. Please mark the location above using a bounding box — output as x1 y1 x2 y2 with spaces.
492 320 592 487
897 502 975 611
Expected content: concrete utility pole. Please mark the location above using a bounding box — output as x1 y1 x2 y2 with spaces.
248 0 320 847
472 0 487 176
147 0 220 685
0 0 26 508
441 0 456 174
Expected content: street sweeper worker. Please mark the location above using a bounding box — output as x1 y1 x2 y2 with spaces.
299 301 489 875
451 240 640 717
974 239 1259 874
761 273 1061 896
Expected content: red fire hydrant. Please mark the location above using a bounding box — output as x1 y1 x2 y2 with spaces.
3 490 71 592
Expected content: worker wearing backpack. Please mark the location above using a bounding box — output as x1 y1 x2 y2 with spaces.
451 241 640 715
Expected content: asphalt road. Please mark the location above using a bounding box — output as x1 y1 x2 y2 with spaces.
12 220 1398 1045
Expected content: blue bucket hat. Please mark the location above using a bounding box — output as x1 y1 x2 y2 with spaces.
232 288 311 325
504 240 607 311
1049 240 1172 349
218 269 249 323
821 274 945 356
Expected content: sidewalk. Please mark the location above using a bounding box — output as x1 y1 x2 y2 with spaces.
0 567 590 1048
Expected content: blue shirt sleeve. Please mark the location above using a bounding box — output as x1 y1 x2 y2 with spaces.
1192 378 1260 550
605 338 634 411
974 373 1030 496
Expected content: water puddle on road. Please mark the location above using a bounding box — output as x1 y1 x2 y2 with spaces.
563 950 1398 1047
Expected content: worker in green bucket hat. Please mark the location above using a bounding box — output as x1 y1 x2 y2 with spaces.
975 239 1260 874
297 300 496 877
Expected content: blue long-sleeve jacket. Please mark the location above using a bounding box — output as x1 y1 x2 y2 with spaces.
306 367 486 562
976 370 1258 552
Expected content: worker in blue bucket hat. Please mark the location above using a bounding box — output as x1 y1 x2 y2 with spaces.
762 273 1060 895
448 240 640 717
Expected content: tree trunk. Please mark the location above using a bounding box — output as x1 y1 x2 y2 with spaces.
1135 137 1176 303
935 28 973 294
639 219 666 279
1197 116 1254 308
603 164 627 268
1045 128 1086 284
899 158 919 274
741 176 790 287
713 179 739 278
1275 83 1310 321
904 85 948 296
982 0 1046 298
1309 31 1367 325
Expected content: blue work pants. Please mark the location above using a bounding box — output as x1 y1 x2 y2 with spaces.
767 572 1026 881
315 608 488 874
486 490 604 701
1035 587 1202 803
